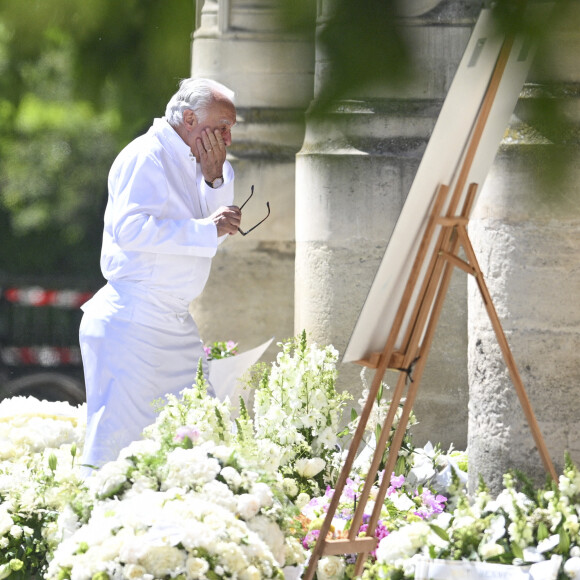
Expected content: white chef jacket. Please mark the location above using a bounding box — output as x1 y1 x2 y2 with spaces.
79 117 234 472
101 116 234 301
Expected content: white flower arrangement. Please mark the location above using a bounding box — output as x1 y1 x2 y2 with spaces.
0 396 86 578
45 368 307 580
248 331 352 499
363 456 580 579
45 489 283 580
3 337 580 580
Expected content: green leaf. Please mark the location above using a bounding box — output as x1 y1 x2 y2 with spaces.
557 526 570 554
537 521 549 542
429 523 450 542
511 542 524 560
48 452 58 472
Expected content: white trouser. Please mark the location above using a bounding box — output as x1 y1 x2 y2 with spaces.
79 281 209 473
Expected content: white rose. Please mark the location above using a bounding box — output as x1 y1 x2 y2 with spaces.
220 466 243 490
237 494 261 520
295 457 326 478
123 564 149 579
240 565 262 580
89 459 132 499
185 556 210 578
317 555 345 580
375 522 430 564
296 493 311 509
139 545 186 578
9 525 22 539
283 478 299 498
479 542 505 560
252 482 273 508
118 439 160 460
0 507 14 537
564 556 580 580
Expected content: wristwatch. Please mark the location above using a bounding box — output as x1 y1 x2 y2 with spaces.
205 176 224 189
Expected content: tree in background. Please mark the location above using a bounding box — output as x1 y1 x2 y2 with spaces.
0 0 194 279
0 0 575 278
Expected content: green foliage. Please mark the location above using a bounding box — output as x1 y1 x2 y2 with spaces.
0 0 193 277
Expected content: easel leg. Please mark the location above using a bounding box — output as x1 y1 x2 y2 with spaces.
457 226 557 481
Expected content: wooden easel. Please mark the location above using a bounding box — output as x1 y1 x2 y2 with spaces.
303 30 557 580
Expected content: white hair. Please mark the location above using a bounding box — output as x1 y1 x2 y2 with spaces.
164 77 235 127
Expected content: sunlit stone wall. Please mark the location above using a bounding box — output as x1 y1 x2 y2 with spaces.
294 0 480 448
468 4 580 491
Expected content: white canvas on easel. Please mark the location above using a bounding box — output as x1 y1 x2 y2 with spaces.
343 8 540 365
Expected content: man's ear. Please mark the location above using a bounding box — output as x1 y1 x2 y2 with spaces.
183 109 197 129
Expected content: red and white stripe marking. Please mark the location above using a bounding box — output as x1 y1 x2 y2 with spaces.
3 287 93 308
1 346 82 367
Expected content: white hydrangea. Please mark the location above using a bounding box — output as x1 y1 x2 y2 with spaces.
161 447 221 490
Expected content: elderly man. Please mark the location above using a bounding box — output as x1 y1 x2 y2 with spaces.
79 78 241 471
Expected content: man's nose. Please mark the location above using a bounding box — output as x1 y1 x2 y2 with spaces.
223 130 232 147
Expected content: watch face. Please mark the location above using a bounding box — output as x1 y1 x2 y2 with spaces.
213 177 224 188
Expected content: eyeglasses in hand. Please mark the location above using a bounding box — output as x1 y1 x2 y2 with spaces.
238 185 271 236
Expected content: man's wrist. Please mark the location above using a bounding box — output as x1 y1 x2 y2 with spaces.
205 176 224 189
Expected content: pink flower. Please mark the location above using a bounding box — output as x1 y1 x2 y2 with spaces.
359 521 389 558
174 425 201 444
387 473 405 495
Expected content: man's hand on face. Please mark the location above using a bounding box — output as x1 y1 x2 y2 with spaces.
210 205 242 237
197 128 227 184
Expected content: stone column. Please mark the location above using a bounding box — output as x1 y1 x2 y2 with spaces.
294 0 478 447
189 0 314 360
468 5 580 491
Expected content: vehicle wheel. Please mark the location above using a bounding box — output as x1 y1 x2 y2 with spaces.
2 372 86 405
